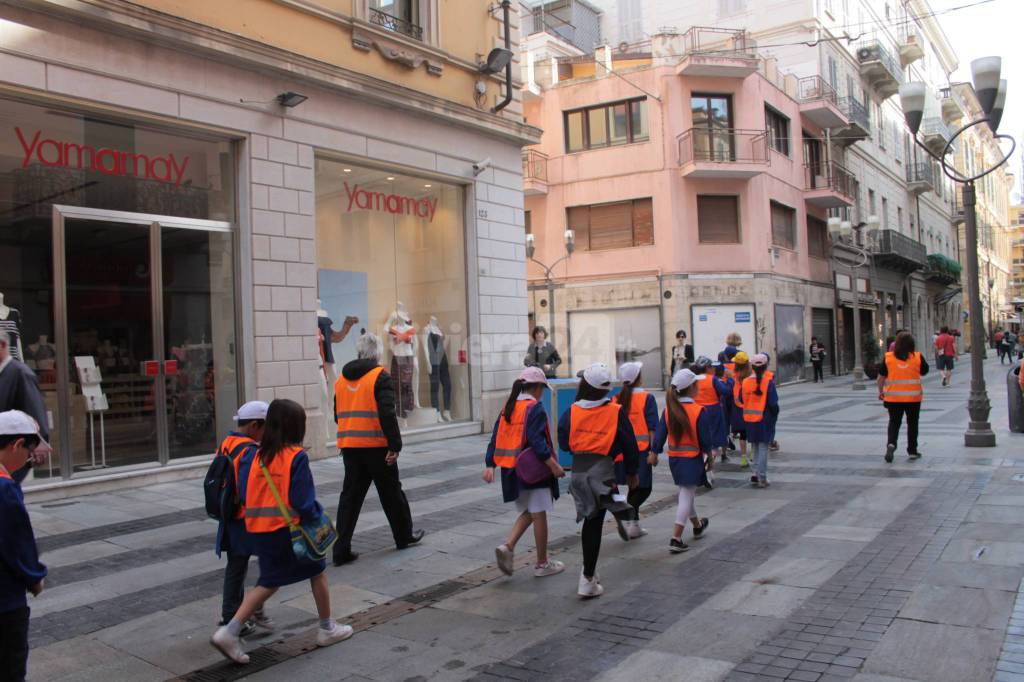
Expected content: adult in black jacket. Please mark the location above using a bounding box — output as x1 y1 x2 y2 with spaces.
0 332 49 484
332 333 423 566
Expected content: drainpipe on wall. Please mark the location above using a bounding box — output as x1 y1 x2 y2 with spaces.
491 0 513 114
657 270 666 387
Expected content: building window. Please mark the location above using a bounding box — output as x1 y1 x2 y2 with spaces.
897 206 903 230
807 216 828 259
771 201 797 250
765 106 790 156
868 188 876 215
882 197 889 227
525 210 532 235
564 98 649 152
697 195 740 243
566 198 654 251
369 0 423 40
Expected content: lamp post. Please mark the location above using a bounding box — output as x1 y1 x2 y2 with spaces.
829 215 880 390
526 229 575 349
899 57 1016 447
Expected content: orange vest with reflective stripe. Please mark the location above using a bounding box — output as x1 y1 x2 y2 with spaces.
695 375 719 406
335 366 388 449
614 390 650 463
493 400 533 468
765 370 775 382
243 445 302 533
219 433 257 520
732 376 745 408
742 376 769 423
724 362 736 379
664 403 703 458
883 352 923 403
569 402 620 456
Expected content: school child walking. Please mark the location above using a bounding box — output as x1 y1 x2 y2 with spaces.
725 352 751 467
742 354 779 488
613 362 658 537
690 357 729 458
558 363 640 599
483 367 567 578
649 370 713 553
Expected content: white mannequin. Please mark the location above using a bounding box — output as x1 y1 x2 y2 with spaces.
29 335 56 371
0 293 9 319
386 302 420 409
422 316 451 422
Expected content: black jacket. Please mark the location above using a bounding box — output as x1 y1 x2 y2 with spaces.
337 358 402 452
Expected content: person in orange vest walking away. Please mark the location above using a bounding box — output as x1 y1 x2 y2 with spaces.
724 352 751 467
649 369 714 553
559 363 640 599
211 399 352 664
483 366 566 578
613 362 658 537
741 354 779 488
877 331 928 463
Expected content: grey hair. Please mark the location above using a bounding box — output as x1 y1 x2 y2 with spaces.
356 333 381 361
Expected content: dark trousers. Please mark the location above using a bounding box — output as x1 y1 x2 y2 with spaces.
628 487 652 517
221 553 250 624
886 402 921 454
581 508 633 578
0 606 29 682
429 356 452 411
334 448 414 558
812 360 824 382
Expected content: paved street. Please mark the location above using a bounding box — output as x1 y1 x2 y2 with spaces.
22 357 1024 682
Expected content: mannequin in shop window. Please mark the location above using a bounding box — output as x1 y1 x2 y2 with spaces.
423 316 452 422
0 294 24 362
316 300 358 386
385 304 418 419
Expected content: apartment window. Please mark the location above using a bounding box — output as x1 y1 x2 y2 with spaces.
868 189 876 214
765 106 790 156
369 0 422 40
564 98 649 152
828 56 838 91
697 195 740 243
771 201 797 250
882 197 889 227
897 206 903 230
807 216 828 259
877 107 886 150
566 198 654 251
894 122 902 162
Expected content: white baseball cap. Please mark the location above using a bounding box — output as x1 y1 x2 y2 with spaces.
581 363 612 388
0 410 52 454
618 361 642 384
234 401 269 421
671 369 698 391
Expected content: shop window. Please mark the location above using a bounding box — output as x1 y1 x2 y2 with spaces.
697 195 740 244
315 159 469 431
807 215 828 259
771 201 797 250
765 106 790 156
566 198 653 251
563 98 649 152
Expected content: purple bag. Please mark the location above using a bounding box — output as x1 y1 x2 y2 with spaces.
515 447 550 485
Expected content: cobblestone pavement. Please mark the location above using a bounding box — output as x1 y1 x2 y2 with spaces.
22 358 1024 682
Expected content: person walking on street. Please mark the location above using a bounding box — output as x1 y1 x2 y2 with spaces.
741 354 778 488
211 399 353 664
809 337 826 382
332 334 423 566
484 367 566 579
934 326 956 387
524 326 561 379
878 331 928 463
669 330 695 375
998 330 1011 364
0 411 49 682
0 332 49 484
649 370 713 554
559 363 640 599
725 352 751 467
613 361 658 537
690 357 729 461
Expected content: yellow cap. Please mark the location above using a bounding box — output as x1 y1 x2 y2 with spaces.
733 351 750 364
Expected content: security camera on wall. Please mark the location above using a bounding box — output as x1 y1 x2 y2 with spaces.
472 157 492 177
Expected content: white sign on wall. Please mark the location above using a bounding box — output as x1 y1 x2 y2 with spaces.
691 304 757 361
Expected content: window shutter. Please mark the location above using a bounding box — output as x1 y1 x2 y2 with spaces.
567 206 591 250
807 216 827 258
771 202 796 249
633 198 654 246
697 195 740 243
589 202 634 250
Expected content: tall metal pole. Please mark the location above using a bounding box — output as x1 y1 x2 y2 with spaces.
851 258 865 390
962 182 996 446
547 278 556 350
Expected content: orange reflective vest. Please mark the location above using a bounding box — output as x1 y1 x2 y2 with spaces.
883 352 923 403
219 433 257 519
664 403 703 458
335 366 388 449
724 362 736 378
493 399 534 468
614 390 650 463
695 375 719 407
569 402 621 456
243 445 302 533
0 467 11 482
764 370 775 382
741 376 769 423
732 376 745 409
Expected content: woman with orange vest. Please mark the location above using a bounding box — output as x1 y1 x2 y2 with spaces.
613 361 658 537
558 363 640 599
740 354 779 488
211 399 353 664
483 366 566 578
876 331 928 463
650 369 714 553
690 356 729 457
723 352 751 467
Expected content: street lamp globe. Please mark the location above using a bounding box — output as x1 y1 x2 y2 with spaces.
898 82 926 135
564 228 575 254
525 233 536 259
971 56 1002 114
989 79 1007 133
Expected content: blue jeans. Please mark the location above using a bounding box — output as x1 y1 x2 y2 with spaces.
751 442 769 479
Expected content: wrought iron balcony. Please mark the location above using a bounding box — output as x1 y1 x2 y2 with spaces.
677 128 769 178
522 148 548 196
939 87 964 123
856 39 903 99
804 161 856 208
906 162 934 195
798 76 848 129
676 27 759 78
369 7 423 41
834 97 870 146
921 117 955 156
924 253 962 286
867 229 927 272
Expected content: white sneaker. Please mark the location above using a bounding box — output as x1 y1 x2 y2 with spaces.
317 622 354 647
577 571 604 598
627 521 647 539
211 626 250 664
534 559 565 577
495 544 514 576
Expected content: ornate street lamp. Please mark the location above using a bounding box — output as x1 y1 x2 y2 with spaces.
899 57 1016 447
526 229 575 348
829 215 880 390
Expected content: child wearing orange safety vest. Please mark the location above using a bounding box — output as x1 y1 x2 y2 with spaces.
650 369 714 553
558 363 640 599
690 357 730 457
483 367 566 579
723 352 751 467
613 361 658 538
876 331 928 463
211 399 352 665
739 354 779 488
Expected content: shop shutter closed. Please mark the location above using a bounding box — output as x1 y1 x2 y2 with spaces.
771 201 796 250
697 195 740 243
633 198 654 246
568 205 591 250
588 202 634 251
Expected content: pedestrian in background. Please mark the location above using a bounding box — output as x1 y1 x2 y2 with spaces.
211 399 352 664
690 357 729 459
484 367 566 579
559 363 639 599
332 334 423 567
742 354 778 488
718 332 742 364
725 352 751 467
809 337 826 383
649 369 712 554
669 330 694 375
998 330 1011 364
613 361 658 537
0 332 49 484
0 411 49 682
934 326 956 387
524 326 561 379
878 331 928 463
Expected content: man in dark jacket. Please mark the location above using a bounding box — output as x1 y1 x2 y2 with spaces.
0 332 49 484
332 333 423 566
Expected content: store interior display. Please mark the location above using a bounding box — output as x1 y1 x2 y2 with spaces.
424 315 452 422
0 293 24 361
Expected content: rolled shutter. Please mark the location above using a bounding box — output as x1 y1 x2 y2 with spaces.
633 198 654 246
567 205 590 250
697 195 739 243
771 201 795 249
589 202 633 250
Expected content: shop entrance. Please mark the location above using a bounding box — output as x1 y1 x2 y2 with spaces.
52 206 238 475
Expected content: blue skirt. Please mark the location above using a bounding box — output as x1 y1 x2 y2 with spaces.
700 404 729 448
251 527 326 587
668 455 705 487
614 452 653 489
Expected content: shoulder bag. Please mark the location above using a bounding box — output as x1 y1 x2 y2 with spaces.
258 459 337 562
514 404 554 485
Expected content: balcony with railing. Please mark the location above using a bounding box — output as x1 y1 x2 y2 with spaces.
939 86 964 123
521 0 601 53
867 229 928 272
898 27 925 66
834 97 871 146
677 128 769 178
856 39 903 99
921 117 955 156
797 76 849 129
369 7 423 41
676 27 759 78
804 161 856 208
951 185 966 225
522 148 548 196
924 253 962 286
906 162 935 194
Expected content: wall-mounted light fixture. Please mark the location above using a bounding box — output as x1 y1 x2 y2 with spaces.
276 92 309 108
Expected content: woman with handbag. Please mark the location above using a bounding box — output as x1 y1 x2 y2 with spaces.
211 399 352 664
484 367 566 578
